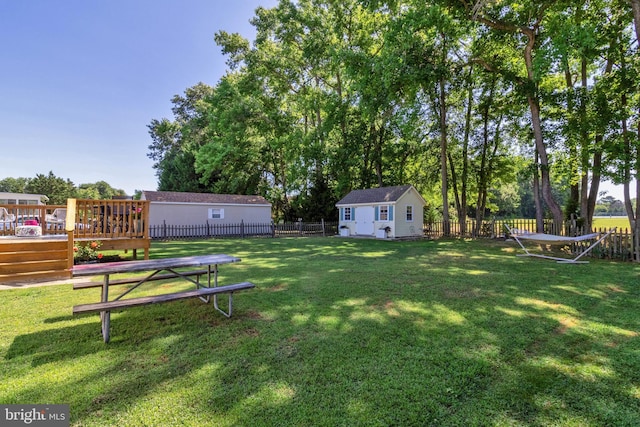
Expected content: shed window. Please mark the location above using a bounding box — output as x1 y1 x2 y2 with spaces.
343 207 352 221
406 205 413 221
208 208 224 219
379 205 389 221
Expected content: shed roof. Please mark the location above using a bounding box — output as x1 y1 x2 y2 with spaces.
142 191 271 206
336 185 417 205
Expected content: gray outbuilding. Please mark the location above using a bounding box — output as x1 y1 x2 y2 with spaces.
141 191 272 227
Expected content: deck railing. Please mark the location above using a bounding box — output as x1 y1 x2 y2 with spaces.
0 200 149 240
71 199 149 240
0 204 68 236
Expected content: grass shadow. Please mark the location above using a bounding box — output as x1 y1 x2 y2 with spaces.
2 237 639 425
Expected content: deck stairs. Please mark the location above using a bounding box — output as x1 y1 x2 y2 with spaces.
0 238 71 284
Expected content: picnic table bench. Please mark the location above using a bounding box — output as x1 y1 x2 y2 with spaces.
72 254 255 343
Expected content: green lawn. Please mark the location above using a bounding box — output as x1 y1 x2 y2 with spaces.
592 216 632 231
1 237 639 426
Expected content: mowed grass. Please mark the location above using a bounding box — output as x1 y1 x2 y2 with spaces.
592 216 632 231
1 237 639 426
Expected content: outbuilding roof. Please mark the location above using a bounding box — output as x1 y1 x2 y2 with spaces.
142 191 271 205
336 185 416 205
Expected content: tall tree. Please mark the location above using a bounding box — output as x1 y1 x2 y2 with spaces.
144 0 639 259
25 171 76 205
454 0 565 230
77 181 126 199
147 83 215 193
0 177 30 193
624 0 640 260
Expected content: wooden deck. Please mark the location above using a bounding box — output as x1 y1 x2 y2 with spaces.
0 199 150 284
0 235 70 283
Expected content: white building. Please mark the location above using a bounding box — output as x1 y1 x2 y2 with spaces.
0 192 48 205
336 185 425 238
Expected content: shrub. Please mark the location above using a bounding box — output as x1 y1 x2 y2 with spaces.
73 240 102 263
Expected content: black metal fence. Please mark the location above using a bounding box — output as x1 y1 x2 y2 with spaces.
149 220 339 240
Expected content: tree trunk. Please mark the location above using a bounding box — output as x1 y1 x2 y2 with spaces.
629 0 640 261
523 28 564 232
586 144 602 226
583 55 614 231
474 88 491 237
439 75 450 236
375 125 384 187
448 152 462 232
460 67 473 236
636 110 640 263
470 8 564 231
632 0 640 42
563 57 580 223
533 152 544 233
622 92 640 262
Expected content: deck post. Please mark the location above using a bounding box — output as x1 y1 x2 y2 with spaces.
66 199 76 272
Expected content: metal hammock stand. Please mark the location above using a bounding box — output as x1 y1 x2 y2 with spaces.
505 224 616 264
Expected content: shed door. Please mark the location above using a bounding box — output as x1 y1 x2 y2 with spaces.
355 207 375 235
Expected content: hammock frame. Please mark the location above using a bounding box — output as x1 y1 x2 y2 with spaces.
504 225 616 264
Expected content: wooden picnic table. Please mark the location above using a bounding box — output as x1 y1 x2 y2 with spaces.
72 254 255 343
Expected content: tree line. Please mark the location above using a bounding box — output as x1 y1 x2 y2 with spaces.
147 1 638 256
0 172 129 204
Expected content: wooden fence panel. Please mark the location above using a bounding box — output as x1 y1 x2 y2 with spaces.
423 219 634 261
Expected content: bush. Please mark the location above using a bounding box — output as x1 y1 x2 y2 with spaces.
73 240 102 263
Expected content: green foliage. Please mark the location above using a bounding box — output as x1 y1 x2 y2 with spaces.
596 195 626 216
0 177 29 193
286 173 339 221
73 240 102 262
564 194 581 220
77 181 126 200
25 171 77 205
158 150 209 193
489 182 521 217
147 83 217 194
145 0 639 226
1 173 127 203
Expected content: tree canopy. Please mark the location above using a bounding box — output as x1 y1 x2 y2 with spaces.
148 0 639 249
0 173 127 204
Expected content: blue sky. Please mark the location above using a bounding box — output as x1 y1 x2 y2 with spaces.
0 0 277 196
0 0 632 200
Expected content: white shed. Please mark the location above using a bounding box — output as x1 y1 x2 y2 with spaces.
141 191 272 227
335 185 425 238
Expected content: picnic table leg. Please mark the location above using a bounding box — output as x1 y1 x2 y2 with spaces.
198 263 216 304
197 269 210 303
101 311 111 343
212 264 233 317
100 274 111 343
208 262 232 317
214 292 233 318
